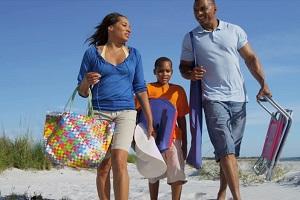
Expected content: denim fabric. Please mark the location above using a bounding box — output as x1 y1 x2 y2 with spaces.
203 100 246 161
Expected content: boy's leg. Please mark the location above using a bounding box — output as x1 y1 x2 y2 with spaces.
171 181 183 200
149 181 160 200
97 157 112 200
166 140 186 200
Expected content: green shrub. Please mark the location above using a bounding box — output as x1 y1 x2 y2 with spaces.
127 154 136 163
197 159 287 185
199 160 220 180
31 141 52 170
12 135 33 169
0 134 52 171
0 135 14 171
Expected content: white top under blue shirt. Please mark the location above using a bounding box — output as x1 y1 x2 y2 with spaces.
181 20 248 102
77 46 147 111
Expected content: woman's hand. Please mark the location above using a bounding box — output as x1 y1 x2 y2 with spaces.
147 125 156 139
78 72 101 97
83 72 101 86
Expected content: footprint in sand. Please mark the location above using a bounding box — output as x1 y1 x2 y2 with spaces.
194 192 207 199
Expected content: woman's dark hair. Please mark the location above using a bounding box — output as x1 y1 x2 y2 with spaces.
86 12 126 46
154 57 173 72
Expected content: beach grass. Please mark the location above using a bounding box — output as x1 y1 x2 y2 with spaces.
198 159 287 185
0 133 137 172
0 134 52 172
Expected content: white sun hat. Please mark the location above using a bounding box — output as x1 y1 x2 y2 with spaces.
134 123 167 178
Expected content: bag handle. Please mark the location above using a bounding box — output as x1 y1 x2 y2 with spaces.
64 86 94 116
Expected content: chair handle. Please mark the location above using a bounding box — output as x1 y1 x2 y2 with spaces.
257 96 291 120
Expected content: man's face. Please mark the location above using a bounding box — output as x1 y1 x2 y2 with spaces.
193 0 216 27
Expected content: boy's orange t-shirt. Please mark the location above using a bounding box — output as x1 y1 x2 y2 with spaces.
137 82 189 140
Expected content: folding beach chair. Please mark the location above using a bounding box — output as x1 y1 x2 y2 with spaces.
253 96 293 180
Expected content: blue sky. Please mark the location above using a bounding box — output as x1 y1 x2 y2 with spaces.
0 0 299 157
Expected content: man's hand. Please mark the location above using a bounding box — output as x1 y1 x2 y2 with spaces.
191 66 206 81
257 84 272 100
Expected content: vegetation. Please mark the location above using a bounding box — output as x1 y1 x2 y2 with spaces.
0 134 52 172
0 133 138 172
197 159 287 186
0 193 70 200
127 153 137 163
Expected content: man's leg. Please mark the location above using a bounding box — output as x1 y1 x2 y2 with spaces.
203 101 245 200
111 149 129 200
149 181 159 200
171 181 183 200
217 164 228 200
219 154 240 200
96 157 112 200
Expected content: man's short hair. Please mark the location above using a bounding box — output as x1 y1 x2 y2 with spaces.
195 0 216 5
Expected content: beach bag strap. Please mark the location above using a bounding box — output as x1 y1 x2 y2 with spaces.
64 86 94 116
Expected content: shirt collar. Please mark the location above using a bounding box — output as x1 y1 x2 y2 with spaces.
196 19 224 33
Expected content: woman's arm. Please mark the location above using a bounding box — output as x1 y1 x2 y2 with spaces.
135 91 155 138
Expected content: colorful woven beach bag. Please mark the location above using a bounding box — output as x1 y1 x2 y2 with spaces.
43 87 114 168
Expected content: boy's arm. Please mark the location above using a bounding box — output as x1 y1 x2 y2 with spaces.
177 116 187 160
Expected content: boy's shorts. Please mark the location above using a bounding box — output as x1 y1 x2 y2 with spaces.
203 100 246 161
149 140 187 185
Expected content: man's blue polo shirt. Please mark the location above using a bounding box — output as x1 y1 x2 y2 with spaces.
181 20 248 102
77 46 146 111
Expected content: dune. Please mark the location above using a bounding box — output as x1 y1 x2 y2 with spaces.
0 160 300 200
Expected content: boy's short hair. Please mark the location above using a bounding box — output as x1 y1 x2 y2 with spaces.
154 57 172 71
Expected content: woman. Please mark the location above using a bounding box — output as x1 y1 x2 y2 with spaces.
77 12 154 200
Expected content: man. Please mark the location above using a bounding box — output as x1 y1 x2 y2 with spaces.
179 0 272 200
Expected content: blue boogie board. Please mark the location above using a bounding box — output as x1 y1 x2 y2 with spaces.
186 31 203 169
137 98 177 152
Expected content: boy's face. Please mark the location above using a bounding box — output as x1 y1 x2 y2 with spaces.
154 61 173 85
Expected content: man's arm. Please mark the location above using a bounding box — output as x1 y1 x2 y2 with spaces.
239 43 272 99
179 60 194 80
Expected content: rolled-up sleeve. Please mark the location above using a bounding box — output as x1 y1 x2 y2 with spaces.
132 50 147 94
77 49 92 85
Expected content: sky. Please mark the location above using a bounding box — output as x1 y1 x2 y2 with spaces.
0 0 299 157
